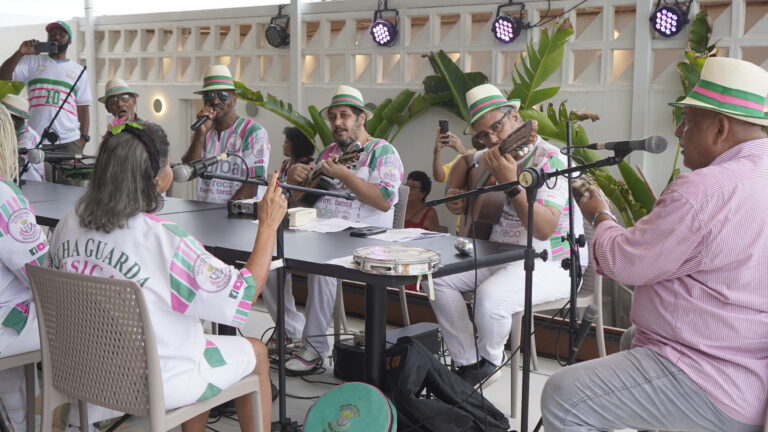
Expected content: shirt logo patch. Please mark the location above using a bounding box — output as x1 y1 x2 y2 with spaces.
8 209 42 243
67 69 77 80
193 255 232 293
380 162 400 183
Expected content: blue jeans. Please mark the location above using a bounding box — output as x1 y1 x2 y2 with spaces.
541 346 761 432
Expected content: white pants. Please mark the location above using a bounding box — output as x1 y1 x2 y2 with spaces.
263 271 336 356
430 259 571 366
0 302 40 432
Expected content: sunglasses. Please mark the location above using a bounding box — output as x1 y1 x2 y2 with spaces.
105 94 133 106
202 91 231 104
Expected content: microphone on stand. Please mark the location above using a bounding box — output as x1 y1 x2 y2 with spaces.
173 153 229 182
569 304 599 363
584 136 668 154
190 115 210 131
25 149 94 164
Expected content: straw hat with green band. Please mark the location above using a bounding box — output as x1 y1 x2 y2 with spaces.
98 78 139 104
45 20 72 39
669 57 768 126
194 65 236 94
319 85 374 120
463 84 521 134
1 94 30 120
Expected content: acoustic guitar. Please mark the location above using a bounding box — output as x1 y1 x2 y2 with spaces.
293 143 363 207
457 120 538 239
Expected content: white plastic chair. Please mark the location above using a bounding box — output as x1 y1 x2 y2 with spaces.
27 265 263 432
334 184 411 344
0 350 39 432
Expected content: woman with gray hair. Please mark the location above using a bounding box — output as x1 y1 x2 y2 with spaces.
0 104 49 432
48 121 286 432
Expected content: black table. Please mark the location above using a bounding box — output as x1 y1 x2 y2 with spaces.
159 209 525 386
22 181 224 226
26 184 525 387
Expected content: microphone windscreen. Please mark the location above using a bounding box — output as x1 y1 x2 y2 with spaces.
646 136 668 154
26 149 45 164
172 164 193 183
583 303 599 322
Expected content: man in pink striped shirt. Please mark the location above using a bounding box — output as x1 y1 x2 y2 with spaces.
541 57 768 432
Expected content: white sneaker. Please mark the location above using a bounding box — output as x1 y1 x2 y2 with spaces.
285 347 322 375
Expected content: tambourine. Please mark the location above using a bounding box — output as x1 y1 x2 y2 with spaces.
353 246 441 300
353 245 440 276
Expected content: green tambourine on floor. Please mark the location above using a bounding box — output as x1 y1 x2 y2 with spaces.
304 382 397 431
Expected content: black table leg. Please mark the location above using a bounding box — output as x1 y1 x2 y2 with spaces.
364 283 386 387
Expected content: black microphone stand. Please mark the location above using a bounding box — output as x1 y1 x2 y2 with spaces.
199 171 356 432
517 149 630 432
36 65 87 149
425 149 631 432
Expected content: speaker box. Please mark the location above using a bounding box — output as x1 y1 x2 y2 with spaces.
333 322 441 382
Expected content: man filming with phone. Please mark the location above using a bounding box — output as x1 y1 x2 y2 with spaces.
0 21 92 155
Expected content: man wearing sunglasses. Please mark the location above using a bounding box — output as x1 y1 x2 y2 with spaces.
432 84 586 389
182 65 270 204
98 78 140 134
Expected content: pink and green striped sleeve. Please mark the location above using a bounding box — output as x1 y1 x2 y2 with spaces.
366 140 404 206
0 179 48 284
159 218 256 327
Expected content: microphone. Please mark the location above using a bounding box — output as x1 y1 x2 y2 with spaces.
585 136 667 154
173 153 229 182
24 149 93 164
570 304 599 362
190 116 210 131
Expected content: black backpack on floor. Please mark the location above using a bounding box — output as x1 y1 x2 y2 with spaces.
383 336 510 432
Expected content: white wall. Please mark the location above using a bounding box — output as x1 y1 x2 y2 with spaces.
4 0 768 225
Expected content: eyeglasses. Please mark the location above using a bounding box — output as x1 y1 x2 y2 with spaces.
106 94 133 106
202 91 231 104
473 110 512 146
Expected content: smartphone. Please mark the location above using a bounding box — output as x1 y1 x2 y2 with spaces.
438 120 449 135
350 226 387 237
34 42 59 54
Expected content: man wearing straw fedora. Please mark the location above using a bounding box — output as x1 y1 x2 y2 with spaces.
181 65 270 204
262 85 404 373
542 57 768 432
434 83 587 388
98 78 141 134
0 20 92 154
1 94 44 182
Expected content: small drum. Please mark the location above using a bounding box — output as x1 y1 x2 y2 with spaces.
353 245 440 276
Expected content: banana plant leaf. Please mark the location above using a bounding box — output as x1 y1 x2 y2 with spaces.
670 10 717 184
235 81 319 148
0 80 25 100
425 51 489 121
508 20 573 110
308 105 332 149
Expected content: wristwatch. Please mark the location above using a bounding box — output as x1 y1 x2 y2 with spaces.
505 185 523 199
80 134 91 143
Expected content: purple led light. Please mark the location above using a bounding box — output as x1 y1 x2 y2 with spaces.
370 20 398 47
492 15 521 43
651 5 685 37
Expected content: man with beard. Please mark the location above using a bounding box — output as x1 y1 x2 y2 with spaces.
0 21 92 154
261 85 404 373
98 78 140 135
181 65 270 204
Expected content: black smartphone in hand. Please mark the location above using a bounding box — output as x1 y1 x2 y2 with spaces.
34 42 59 53
438 120 449 135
